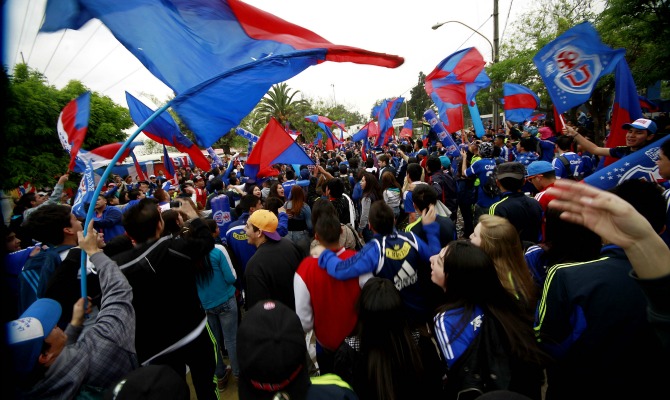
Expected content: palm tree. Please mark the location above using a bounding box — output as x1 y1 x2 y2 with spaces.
254 83 310 127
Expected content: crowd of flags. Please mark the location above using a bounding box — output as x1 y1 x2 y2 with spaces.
42 0 668 300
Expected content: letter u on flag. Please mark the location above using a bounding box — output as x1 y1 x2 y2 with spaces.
533 22 625 114
58 92 91 171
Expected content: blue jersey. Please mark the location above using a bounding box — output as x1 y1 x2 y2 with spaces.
552 152 584 180
515 152 539 167
433 305 484 367
465 158 499 208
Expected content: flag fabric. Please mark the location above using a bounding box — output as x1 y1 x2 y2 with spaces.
584 134 669 190
503 83 540 123
125 92 211 171
399 119 413 138
42 1 404 149
245 118 314 179
425 48 490 136
162 144 177 181
72 160 96 219
530 113 547 121
206 147 224 167
424 109 459 157
130 151 147 181
305 115 341 149
533 22 625 114
375 97 404 146
235 127 260 143
74 142 144 173
351 121 376 142
605 59 643 166
639 96 659 113
553 106 566 136
57 92 91 171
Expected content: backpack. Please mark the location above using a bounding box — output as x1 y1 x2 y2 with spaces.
557 155 583 181
481 173 501 198
18 244 74 313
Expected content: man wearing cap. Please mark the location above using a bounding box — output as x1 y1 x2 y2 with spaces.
526 161 557 213
244 210 303 311
488 162 543 244
237 300 357 400
6 221 137 398
565 118 657 160
193 175 208 209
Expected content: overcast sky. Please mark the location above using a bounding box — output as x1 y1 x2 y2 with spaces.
3 0 533 119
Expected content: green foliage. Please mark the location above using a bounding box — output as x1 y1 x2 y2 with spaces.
406 72 433 123
1 64 133 191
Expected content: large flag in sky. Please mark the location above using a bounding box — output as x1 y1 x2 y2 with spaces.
125 92 211 171
425 48 490 135
57 92 91 171
375 97 404 146
351 121 378 142
245 118 314 179
533 22 625 114
606 59 643 160
71 160 96 219
74 142 143 173
42 0 404 148
584 134 669 191
503 83 540 123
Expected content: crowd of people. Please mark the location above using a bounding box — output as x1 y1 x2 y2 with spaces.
2 114 670 400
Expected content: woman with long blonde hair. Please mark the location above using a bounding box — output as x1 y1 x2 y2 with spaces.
470 215 538 312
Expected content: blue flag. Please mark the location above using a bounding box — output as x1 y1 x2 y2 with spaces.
584 134 669 191
533 22 625 114
375 98 404 146
72 160 96 219
424 109 459 157
42 0 403 148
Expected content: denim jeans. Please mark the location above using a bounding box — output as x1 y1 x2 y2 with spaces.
206 296 239 377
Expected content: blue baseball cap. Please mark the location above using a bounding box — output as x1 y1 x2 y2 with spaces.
526 161 554 177
6 298 62 374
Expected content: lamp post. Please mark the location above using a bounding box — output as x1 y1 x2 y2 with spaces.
432 4 500 130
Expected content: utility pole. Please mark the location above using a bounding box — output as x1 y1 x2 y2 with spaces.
492 0 500 131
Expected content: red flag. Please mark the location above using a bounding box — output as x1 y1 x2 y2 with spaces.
57 92 91 171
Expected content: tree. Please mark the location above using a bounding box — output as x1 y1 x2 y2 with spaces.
2 64 133 190
254 83 311 127
406 72 433 123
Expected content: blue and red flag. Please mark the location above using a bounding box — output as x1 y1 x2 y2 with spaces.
606 59 643 164
399 119 413 138
126 92 211 171
425 48 490 136
245 118 314 179
305 115 341 150
163 144 177 181
375 97 404 146
57 92 91 171
530 113 547 121
584 134 669 191
639 96 659 113
130 151 147 181
42 0 403 149
74 142 143 173
533 22 625 114
503 83 540 123
72 160 96 219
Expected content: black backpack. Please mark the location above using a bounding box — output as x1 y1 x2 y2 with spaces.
481 160 502 198
557 155 583 181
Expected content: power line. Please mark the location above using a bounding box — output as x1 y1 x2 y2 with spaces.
42 29 67 76
26 9 46 65
101 66 142 93
52 21 104 84
501 0 514 44
79 42 121 80
454 15 493 55
13 0 32 67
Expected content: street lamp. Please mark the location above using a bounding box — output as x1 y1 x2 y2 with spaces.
431 21 494 62
432 16 500 131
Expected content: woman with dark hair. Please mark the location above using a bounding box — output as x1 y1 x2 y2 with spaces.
285 185 312 255
430 241 548 399
268 181 286 204
334 277 441 400
160 209 185 237
358 172 382 242
381 171 402 222
183 218 238 389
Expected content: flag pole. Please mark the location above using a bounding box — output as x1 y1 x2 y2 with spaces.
80 101 173 304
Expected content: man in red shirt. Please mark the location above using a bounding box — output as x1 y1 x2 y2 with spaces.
294 211 360 375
